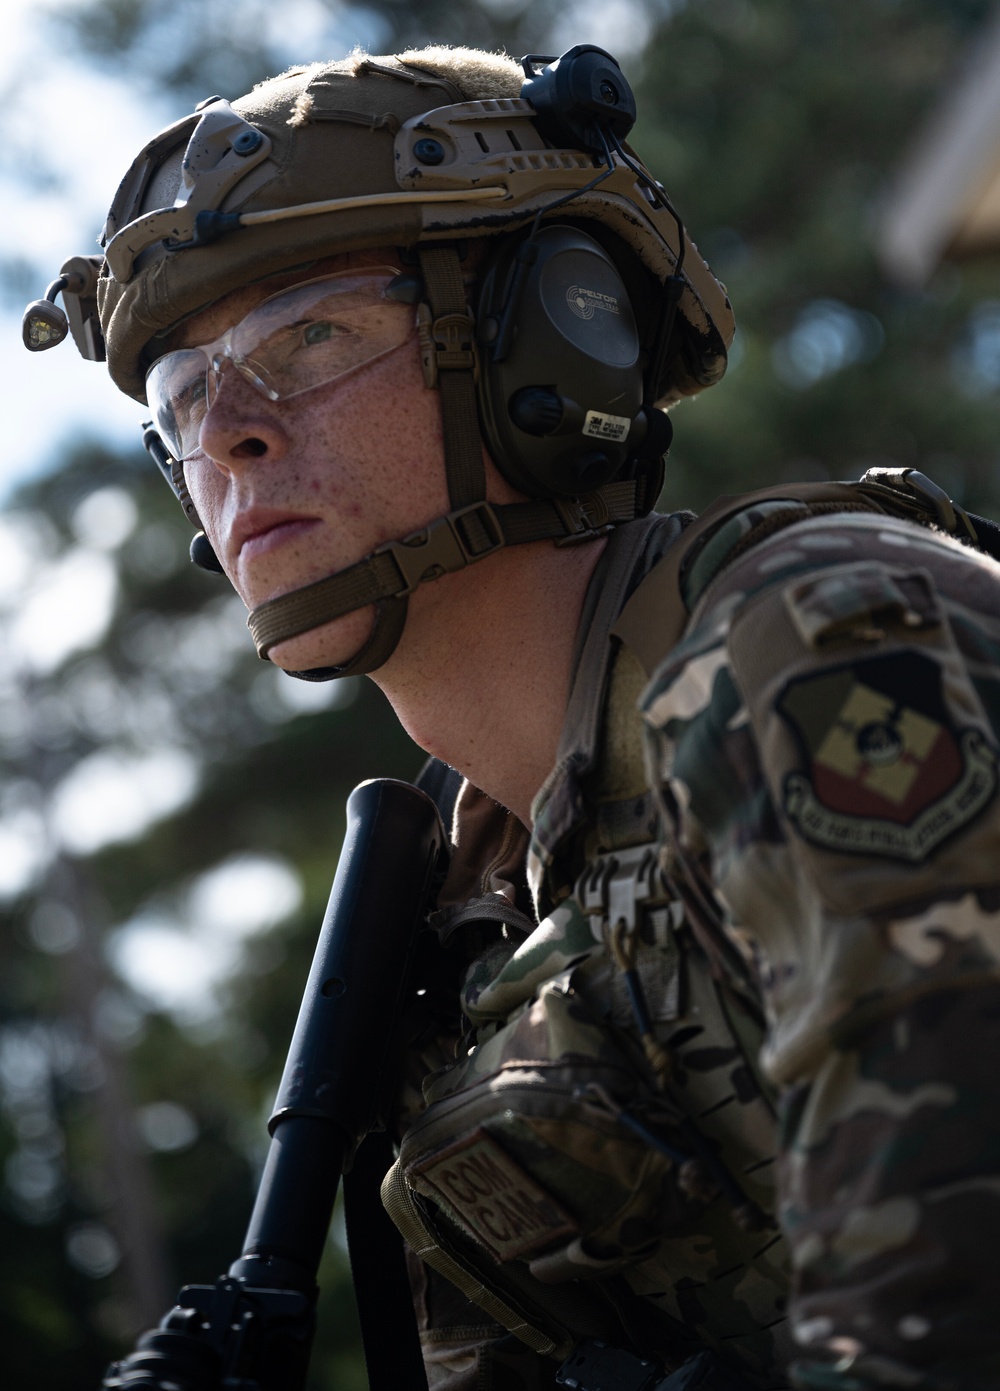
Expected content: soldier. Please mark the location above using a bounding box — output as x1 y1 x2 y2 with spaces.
23 43 1000 1391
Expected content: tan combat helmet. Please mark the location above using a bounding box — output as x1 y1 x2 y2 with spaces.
23 45 735 679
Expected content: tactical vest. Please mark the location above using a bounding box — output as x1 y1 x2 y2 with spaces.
381 469 992 1388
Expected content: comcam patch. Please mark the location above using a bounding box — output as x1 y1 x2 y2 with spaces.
776 651 998 862
411 1129 578 1262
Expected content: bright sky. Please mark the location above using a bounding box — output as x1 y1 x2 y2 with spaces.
0 0 182 498
108 852 305 1021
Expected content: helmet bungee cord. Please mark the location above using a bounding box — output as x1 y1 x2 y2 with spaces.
23 44 734 679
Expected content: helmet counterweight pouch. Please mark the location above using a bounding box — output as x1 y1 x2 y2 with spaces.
476 225 646 499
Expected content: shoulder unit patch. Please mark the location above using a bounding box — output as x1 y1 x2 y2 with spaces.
776 651 998 862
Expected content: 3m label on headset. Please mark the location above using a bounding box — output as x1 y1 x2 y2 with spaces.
583 409 631 443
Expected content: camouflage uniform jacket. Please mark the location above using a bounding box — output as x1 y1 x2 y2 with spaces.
386 487 1000 1391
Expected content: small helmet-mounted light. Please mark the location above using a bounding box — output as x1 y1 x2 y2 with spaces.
22 279 71 351
22 256 106 359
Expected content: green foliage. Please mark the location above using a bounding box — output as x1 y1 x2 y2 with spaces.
639 0 1000 514
8 2 1000 1388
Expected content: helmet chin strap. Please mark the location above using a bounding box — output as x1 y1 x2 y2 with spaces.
248 483 653 677
247 244 659 680
262 242 486 680
278 597 409 682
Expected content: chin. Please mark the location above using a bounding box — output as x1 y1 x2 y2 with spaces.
267 609 376 676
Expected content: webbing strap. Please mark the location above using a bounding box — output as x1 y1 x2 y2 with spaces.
554 512 666 772
416 245 484 511
612 481 888 679
250 551 402 654
503 480 638 546
323 597 408 680
248 483 642 659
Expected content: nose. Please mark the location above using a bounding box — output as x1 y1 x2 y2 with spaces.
195 361 290 471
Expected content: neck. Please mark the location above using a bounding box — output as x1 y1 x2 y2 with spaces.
372 535 606 826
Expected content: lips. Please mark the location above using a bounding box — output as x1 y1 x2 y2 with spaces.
231 508 320 563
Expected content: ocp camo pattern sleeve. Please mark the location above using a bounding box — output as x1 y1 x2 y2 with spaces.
640 509 1000 1390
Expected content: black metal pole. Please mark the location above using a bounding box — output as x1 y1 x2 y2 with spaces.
231 777 446 1292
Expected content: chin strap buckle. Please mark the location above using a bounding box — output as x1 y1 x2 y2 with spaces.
417 305 479 388
552 489 615 545
377 502 504 595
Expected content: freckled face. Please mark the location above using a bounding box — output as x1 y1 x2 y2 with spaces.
172 266 452 673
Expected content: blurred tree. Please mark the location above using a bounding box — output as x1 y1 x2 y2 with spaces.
0 444 420 1386
50 0 674 107
633 0 1000 519
6 0 1000 1388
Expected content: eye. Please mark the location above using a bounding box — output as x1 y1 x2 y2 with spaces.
302 319 352 346
168 365 208 423
182 374 209 406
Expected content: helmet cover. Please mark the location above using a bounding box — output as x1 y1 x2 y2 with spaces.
96 47 734 405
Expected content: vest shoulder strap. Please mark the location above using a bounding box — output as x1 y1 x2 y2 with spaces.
612 481 880 678
612 470 990 681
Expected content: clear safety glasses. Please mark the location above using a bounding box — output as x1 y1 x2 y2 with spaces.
145 268 415 461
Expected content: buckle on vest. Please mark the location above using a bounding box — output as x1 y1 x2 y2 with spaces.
861 466 978 542
576 843 667 934
378 503 503 595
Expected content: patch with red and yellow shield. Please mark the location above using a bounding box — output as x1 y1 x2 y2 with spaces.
777 651 997 861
